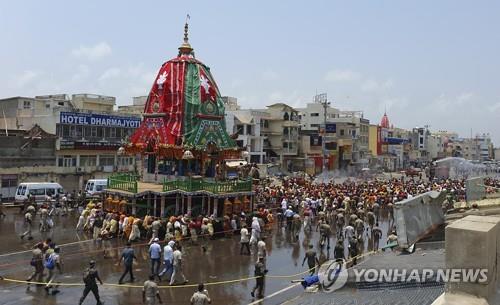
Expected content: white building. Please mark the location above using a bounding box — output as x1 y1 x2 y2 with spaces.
225 108 269 164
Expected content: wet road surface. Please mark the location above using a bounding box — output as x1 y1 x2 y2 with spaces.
0 209 396 305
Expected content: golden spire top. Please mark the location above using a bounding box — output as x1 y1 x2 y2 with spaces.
178 14 193 55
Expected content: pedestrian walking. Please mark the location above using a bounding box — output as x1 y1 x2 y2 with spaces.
170 244 188 285
39 205 49 232
143 275 163 305
190 283 211 305
257 238 267 267
302 245 320 275
149 218 161 245
149 238 162 280
319 222 331 249
250 217 261 246
239 225 250 255
21 208 34 240
118 242 136 284
26 243 44 288
159 240 174 281
334 240 345 262
93 215 103 241
348 237 359 265
79 260 104 305
250 257 267 299
0 200 6 218
44 246 62 295
372 223 382 251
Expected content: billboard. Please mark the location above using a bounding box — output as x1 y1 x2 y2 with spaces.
310 135 322 147
59 140 122 150
60 112 141 128
325 123 336 133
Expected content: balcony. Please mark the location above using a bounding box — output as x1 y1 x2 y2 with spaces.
282 120 300 127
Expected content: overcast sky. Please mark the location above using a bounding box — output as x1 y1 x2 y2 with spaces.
1 1 499 145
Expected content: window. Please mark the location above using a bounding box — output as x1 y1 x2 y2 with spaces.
58 155 76 167
97 126 103 138
110 127 116 138
311 124 319 128
46 188 55 196
340 129 345 136
99 155 115 166
118 156 134 166
23 101 31 109
62 125 70 137
236 125 244 135
69 125 76 137
83 126 91 138
311 113 319 117
246 125 253 135
91 127 97 137
116 128 123 139
80 155 97 167
29 189 45 196
419 138 424 144
1 179 17 188
45 103 50 109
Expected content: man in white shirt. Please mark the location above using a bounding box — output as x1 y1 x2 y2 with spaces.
257 238 267 267
240 225 250 255
170 245 188 285
159 240 174 281
250 217 261 246
344 224 355 242
281 198 288 213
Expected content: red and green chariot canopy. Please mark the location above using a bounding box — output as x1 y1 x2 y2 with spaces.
126 30 237 158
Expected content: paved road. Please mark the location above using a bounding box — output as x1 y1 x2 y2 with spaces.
0 208 407 305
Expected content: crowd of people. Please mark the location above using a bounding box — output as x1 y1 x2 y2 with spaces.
11 174 500 304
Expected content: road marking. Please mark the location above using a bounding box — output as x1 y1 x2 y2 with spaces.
0 239 93 257
247 282 301 305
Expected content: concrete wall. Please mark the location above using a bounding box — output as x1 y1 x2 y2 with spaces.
394 190 446 248
467 177 486 202
444 215 500 303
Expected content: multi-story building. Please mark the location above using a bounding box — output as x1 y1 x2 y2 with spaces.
297 101 370 173
368 113 410 171
225 105 270 164
297 102 339 174
117 96 147 114
0 94 141 191
260 103 300 171
476 134 493 161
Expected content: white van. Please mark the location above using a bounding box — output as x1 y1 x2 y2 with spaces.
15 182 64 204
85 179 108 196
